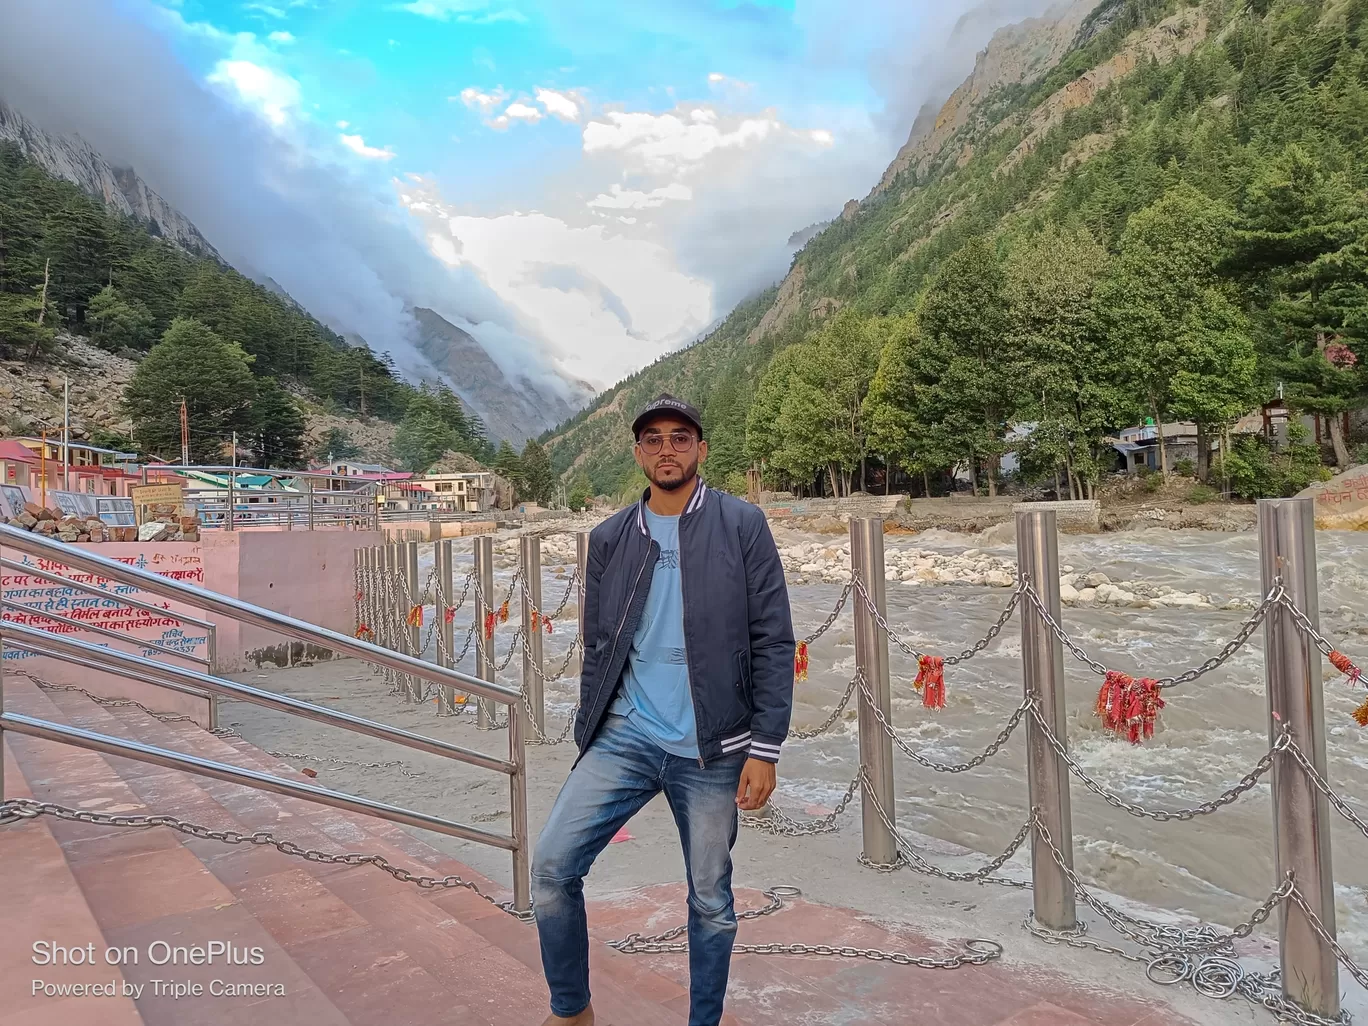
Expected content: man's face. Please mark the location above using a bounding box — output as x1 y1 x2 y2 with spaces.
634 415 707 493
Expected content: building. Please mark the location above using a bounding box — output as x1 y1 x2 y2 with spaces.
12 438 141 496
409 472 498 513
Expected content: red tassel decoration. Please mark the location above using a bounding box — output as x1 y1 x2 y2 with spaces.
794 641 809 682
544 618 554 634
443 607 457 624
1330 650 1362 686
355 590 364 603
1096 672 1164 743
499 600 510 624
916 655 946 709
354 624 372 639
1353 697 1368 727
531 611 541 633
406 605 423 628
484 612 496 639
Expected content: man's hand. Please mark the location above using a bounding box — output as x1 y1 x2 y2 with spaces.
735 758 777 811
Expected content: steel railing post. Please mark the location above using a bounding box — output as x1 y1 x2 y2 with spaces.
475 535 496 728
1017 509 1077 930
850 516 897 865
520 535 544 736
227 470 236 532
510 685 531 913
436 540 457 714
381 543 399 691
1260 497 1339 1017
306 477 315 531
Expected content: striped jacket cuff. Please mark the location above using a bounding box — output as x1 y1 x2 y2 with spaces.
747 738 783 764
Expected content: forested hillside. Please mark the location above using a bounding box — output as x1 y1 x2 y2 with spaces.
547 0 1368 501
0 142 488 468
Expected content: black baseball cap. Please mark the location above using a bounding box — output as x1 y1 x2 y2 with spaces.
631 393 704 440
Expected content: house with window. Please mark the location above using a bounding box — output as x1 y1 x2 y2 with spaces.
12 438 141 496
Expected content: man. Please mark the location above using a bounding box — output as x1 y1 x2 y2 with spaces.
532 393 794 1026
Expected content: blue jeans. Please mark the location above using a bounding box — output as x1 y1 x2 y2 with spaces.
532 714 746 1026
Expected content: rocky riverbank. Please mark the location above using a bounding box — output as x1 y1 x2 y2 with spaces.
778 538 1253 610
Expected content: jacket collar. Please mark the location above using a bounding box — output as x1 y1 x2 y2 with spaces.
635 478 709 535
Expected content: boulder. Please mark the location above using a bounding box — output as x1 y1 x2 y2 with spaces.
983 569 1015 588
34 520 58 535
1059 583 1080 604
138 521 171 542
17 511 37 529
1084 572 1111 588
1077 587 1097 606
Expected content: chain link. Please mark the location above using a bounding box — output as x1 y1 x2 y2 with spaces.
790 672 860 740
607 884 1004 969
853 577 1021 665
858 771 1032 887
802 580 853 645
265 751 424 778
1029 705 1283 820
0 798 534 921
26 677 201 725
859 676 1027 773
741 770 861 836
1019 578 1283 687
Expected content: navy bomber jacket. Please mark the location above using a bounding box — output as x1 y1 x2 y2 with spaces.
573 480 795 765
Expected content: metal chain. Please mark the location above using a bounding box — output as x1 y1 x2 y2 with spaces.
607 884 1004 969
1029 706 1284 820
853 577 1021 665
802 580 853 645
1283 729 1368 843
858 772 1031 887
789 672 859 739
858 676 1027 773
741 769 861 836
1280 597 1344 659
26 677 200 725
496 627 523 672
1019 578 1283 687
0 798 534 921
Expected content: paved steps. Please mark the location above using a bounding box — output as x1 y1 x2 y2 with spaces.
1 677 694 1026
1 675 1198 1026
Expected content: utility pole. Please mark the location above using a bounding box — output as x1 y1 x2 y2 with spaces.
39 428 48 508
179 397 189 467
62 377 70 491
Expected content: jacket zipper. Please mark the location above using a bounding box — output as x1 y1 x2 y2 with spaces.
586 532 653 732
678 497 706 767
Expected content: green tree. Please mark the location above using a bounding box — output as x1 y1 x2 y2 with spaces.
250 377 306 468
910 237 1016 495
123 318 257 462
567 473 593 511
493 439 525 493
520 439 555 505
314 427 362 462
1004 224 1122 497
1096 184 1259 478
393 407 457 473
0 291 54 360
88 285 155 351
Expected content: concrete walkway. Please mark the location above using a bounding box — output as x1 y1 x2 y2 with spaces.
1 675 1202 1025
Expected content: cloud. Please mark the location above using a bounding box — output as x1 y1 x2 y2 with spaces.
206 59 300 126
707 72 726 83
336 118 350 128
503 101 541 122
535 86 580 121
587 182 692 210
456 86 507 113
582 107 788 175
243 2 286 17
339 133 397 160
267 30 295 43
395 0 525 22
0 0 577 420
400 176 713 387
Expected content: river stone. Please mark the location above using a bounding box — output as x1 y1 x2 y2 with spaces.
138 521 170 542
1085 572 1112 588
1059 583 1080 604
1076 587 1097 606
983 569 1014 587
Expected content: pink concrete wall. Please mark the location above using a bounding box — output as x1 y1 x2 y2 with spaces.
202 529 382 672
3 531 381 727
2 542 214 725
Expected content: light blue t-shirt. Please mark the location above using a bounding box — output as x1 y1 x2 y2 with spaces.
608 508 698 757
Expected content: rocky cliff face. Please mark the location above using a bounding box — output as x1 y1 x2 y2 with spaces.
409 307 592 446
872 0 1099 194
0 100 218 259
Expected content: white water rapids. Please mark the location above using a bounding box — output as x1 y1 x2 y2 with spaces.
423 524 1368 959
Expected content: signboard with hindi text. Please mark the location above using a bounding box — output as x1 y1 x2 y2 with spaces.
131 483 186 527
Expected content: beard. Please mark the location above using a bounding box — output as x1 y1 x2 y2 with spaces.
647 455 699 492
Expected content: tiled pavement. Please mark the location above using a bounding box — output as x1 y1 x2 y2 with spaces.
0 676 1194 1026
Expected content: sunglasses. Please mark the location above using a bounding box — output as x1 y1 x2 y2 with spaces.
637 430 698 455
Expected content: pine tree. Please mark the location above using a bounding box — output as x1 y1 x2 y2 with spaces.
123 318 258 462
250 377 307 469
519 439 555 505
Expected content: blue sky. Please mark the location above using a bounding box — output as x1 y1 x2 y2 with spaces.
1 0 1047 394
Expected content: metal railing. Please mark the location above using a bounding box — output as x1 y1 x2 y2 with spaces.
0 521 531 911
142 465 380 532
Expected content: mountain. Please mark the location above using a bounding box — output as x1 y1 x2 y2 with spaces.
0 101 217 259
548 0 1368 498
409 306 593 446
